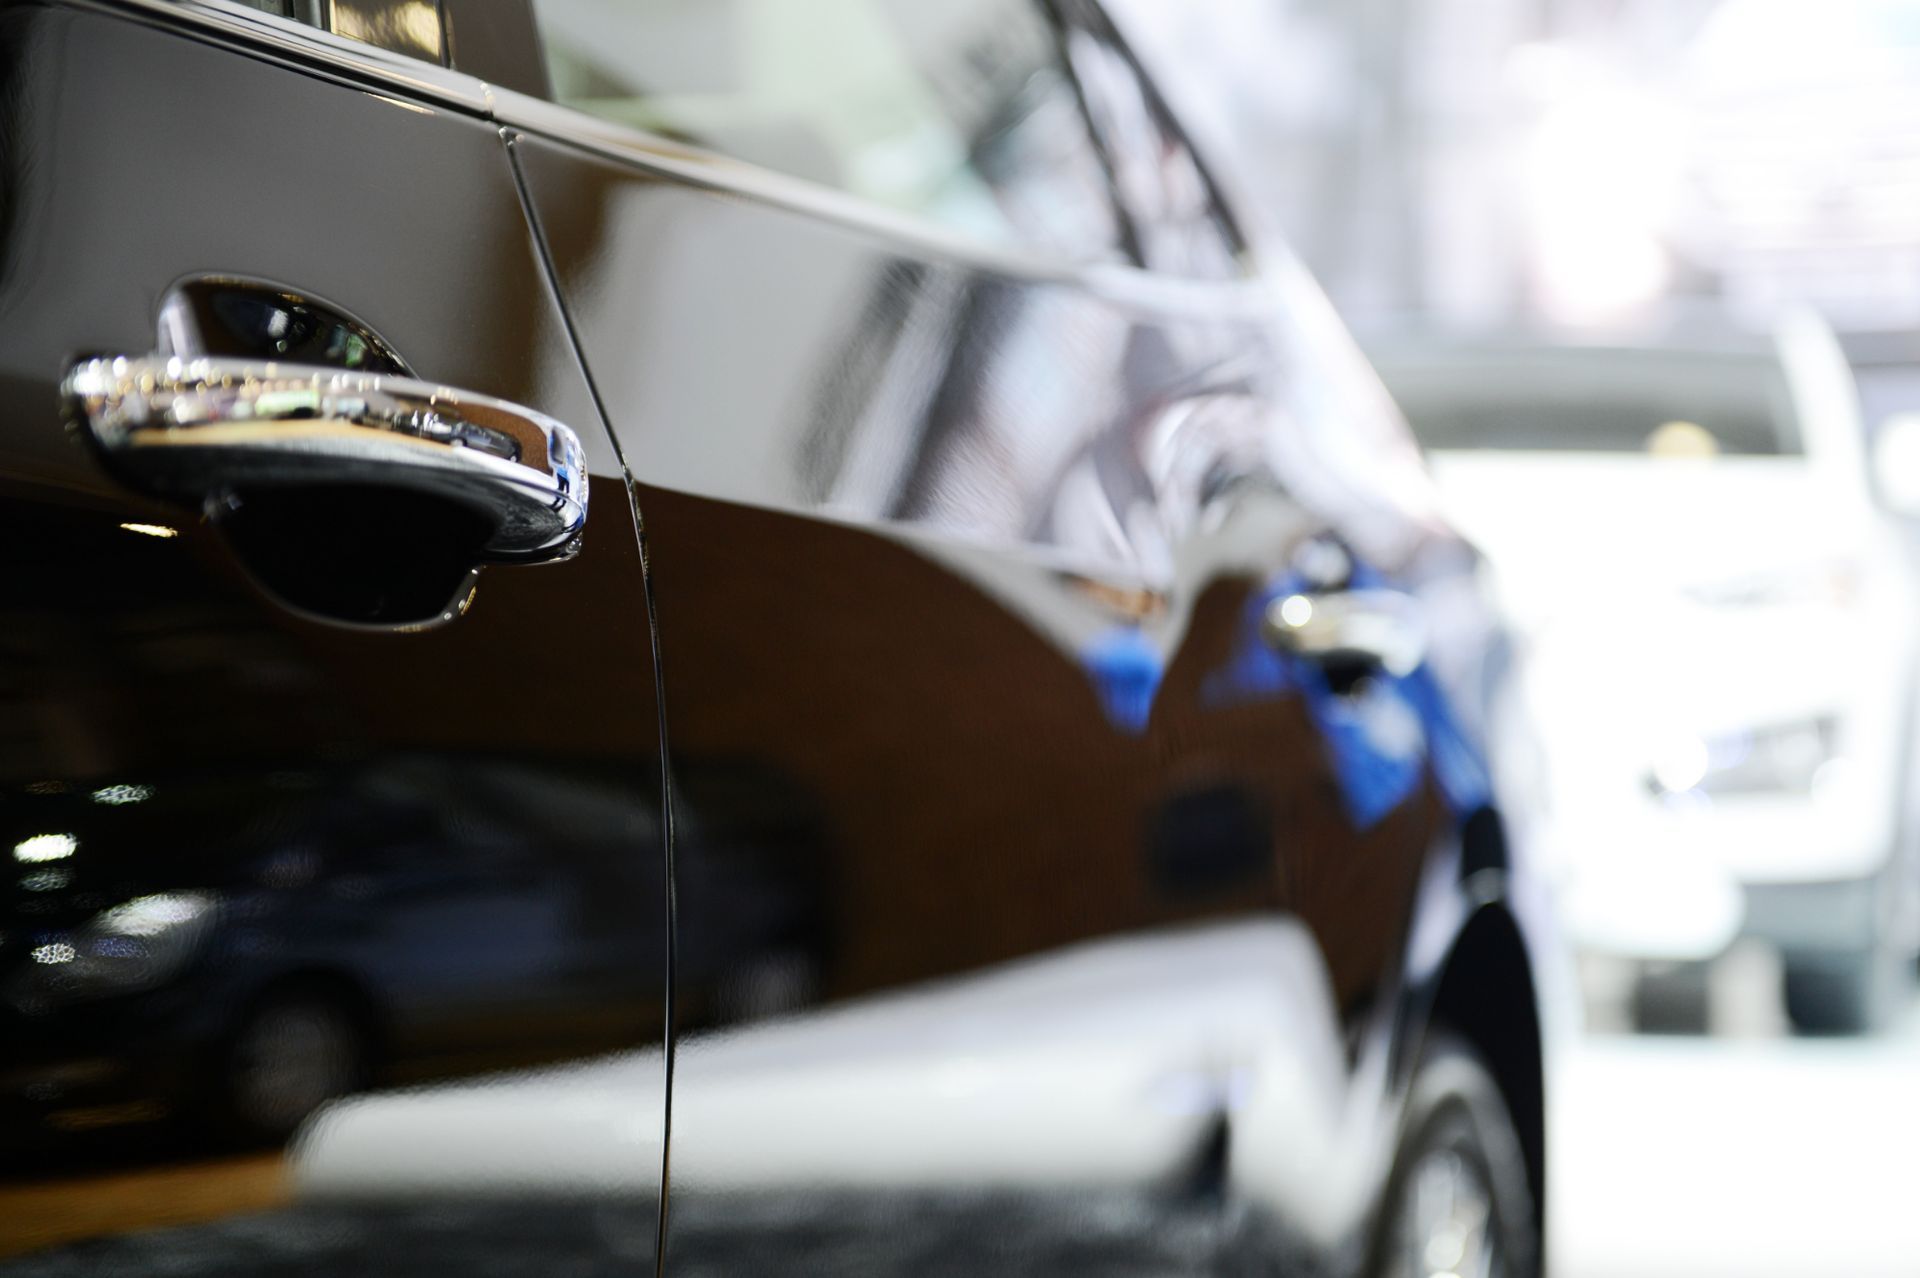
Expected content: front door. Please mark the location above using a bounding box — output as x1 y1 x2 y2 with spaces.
0 4 668 1270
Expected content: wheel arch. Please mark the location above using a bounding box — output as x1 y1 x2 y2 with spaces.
1420 897 1546 1237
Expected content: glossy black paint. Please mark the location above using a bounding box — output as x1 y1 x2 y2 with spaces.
0 0 665 1260
2 755 664 1136
0 2 1547 1274
504 5 1543 1262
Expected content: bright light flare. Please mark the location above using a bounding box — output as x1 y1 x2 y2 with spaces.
1521 81 1685 322
14 833 77 864
1278 594 1315 628
1652 737 1711 794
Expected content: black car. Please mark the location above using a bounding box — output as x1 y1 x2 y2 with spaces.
0 1 1552 1274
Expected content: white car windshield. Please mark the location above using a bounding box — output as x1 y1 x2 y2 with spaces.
1385 351 1805 457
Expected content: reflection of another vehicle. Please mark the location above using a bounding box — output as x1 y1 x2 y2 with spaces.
0 0 669 1262
1 761 650 1147
1373 320 1920 1033
2 758 814 1147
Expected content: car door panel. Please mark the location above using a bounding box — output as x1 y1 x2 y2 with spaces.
0 3 1540 1273
0 5 667 1267
507 108 1464 1269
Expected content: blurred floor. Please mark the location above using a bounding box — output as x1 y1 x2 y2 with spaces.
1552 967 1920 1278
0 1153 287 1260
12 972 1920 1273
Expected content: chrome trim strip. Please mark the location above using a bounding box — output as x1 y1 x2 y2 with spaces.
87 0 1272 316
491 90 1278 320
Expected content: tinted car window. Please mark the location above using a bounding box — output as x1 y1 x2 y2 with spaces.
529 0 1132 264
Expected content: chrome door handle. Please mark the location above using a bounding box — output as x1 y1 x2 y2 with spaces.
62 356 588 562
1262 588 1426 677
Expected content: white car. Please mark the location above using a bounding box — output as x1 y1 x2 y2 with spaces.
1371 318 1920 1033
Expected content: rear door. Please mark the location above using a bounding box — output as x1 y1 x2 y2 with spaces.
0 2 667 1268
499 0 1461 1271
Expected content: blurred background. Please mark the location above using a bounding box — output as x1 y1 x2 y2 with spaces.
1116 1 1920 1273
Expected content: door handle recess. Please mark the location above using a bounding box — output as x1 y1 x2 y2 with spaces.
61 356 588 562
1262 588 1426 678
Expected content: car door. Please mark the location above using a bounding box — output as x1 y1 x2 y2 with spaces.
488 0 1498 1271
0 2 668 1269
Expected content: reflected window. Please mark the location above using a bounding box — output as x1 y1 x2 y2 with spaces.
1055 5 1247 280
528 0 1131 265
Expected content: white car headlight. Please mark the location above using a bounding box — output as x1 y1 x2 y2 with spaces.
11 890 219 1008
1648 717 1839 799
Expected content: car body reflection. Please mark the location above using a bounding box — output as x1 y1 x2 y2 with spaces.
2 758 667 1151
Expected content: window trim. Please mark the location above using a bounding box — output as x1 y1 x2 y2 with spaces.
321 0 447 66
95 0 1275 311
175 0 451 70
520 0 1150 272
92 0 488 111
1048 0 1254 279
493 82 1280 317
